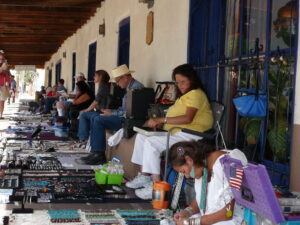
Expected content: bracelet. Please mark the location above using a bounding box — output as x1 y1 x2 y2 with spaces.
184 207 193 217
182 219 189 225
195 217 201 225
163 117 168 124
187 217 201 225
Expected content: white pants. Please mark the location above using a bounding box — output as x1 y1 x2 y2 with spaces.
131 132 202 175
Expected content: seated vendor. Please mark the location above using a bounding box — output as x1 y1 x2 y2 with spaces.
43 86 60 113
80 70 110 114
77 64 144 165
126 64 213 200
68 72 87 99
56 73 87 116
64 69 110 138
169 141 247 225
68 81 95 120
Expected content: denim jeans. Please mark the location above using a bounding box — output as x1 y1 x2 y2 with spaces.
77 111 100 140
44 98 58 113
90 115 123 152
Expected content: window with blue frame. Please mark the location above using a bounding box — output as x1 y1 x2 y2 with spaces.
189 0 297 187
118 17 130 67
223 0 297 187
55 61 62 84
188 0 226 101
88 42 97 91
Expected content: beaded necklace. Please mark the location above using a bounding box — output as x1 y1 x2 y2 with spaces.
199 153 233 218
199 167 208 213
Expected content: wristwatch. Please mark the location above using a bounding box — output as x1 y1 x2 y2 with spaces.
163 117 168 123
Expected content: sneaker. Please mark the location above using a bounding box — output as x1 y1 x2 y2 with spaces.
125 173 151 189
135 183 153 200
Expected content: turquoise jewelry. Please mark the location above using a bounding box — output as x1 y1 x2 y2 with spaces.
200 167 208 211
189 166 195 178
183 206 193 217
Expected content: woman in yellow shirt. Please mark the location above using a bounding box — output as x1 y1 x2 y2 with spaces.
127 64 213 200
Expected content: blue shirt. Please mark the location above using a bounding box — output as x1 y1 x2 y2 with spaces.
10 80 17 90
112 79 144 117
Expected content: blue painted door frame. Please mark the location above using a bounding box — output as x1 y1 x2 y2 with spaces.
88 42 97 91
55 61 61 84
72 52 76 90
188 0 226 101
118 17 130 66
48 69 52 87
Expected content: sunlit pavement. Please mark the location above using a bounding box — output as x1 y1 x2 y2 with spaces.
0 94 35 130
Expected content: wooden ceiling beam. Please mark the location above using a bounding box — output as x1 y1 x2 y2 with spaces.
0 17 85 24
0 24 79 31
7 57 50 62
0 33 69 37
7 56 50 59
1 22 79 29
0 37 64 42
3 46 59 51
0 0 103 66
0 0 102 8
7 53 51 57
2 47 59 53
0 28 75 35
0 41 61 45
0 5 96 13
0 11 94 19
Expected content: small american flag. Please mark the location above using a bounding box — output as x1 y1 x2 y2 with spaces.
229 167 244 190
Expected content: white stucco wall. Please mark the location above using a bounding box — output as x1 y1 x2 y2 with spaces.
44 0 190 92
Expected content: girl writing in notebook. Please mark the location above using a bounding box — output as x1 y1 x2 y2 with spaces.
169 141 247 225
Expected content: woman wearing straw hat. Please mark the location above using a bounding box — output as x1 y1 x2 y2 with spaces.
77 64 144 165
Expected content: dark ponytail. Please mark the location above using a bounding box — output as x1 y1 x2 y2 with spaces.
168 140 216 167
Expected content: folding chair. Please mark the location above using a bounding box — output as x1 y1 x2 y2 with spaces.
181 101 225 149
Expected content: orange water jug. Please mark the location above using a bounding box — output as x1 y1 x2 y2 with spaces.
152 181 171 209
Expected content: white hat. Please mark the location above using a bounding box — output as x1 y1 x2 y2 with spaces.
111 64 135 79
74 72 85 79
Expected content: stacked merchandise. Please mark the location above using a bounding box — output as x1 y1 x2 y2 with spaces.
8 209 173 224
0 112 150 208
279 197 300 223
48 210 81 223
115 210 173 225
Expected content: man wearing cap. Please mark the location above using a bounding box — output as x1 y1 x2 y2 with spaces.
55 73 86 116
68 72 86 99
78 64 144 165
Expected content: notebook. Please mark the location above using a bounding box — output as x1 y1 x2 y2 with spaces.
133 126 167 136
